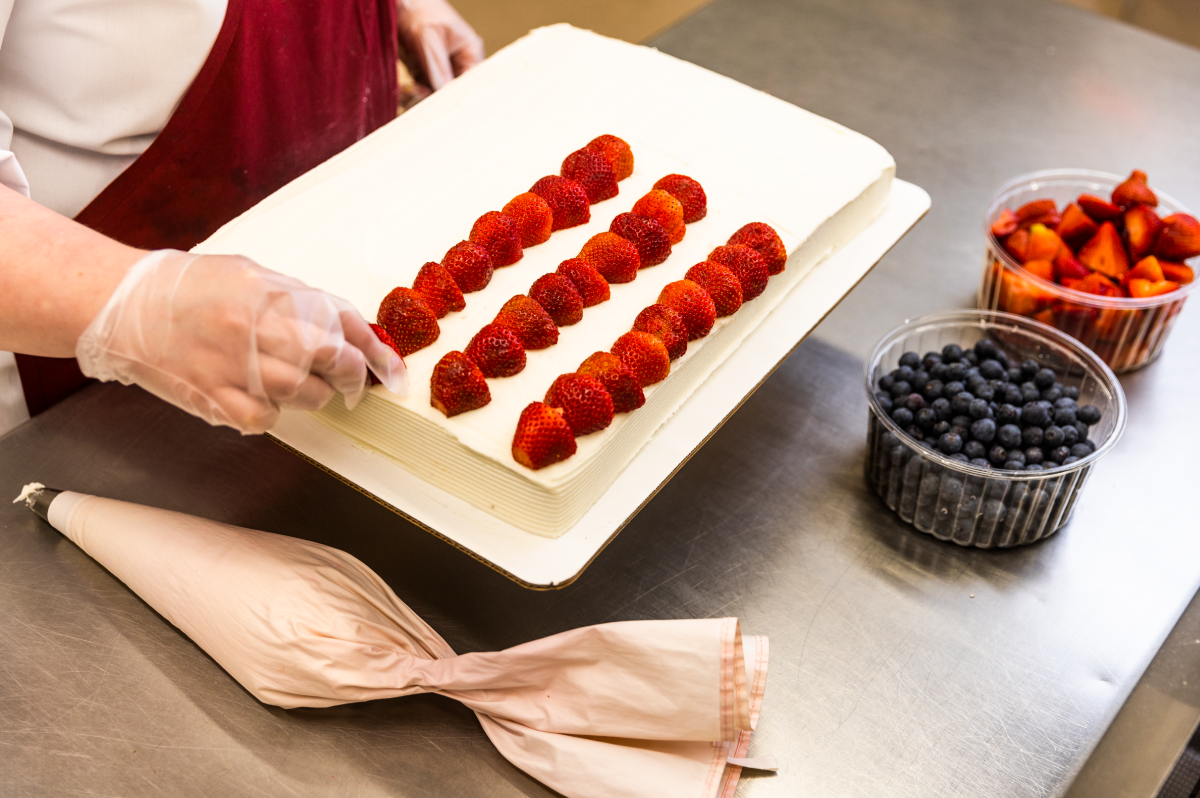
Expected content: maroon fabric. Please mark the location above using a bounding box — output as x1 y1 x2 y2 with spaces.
18 0 400 415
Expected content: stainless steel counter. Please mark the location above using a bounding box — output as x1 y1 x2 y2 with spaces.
4 0 1200 795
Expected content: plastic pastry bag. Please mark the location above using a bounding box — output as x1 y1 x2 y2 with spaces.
31 489 772 798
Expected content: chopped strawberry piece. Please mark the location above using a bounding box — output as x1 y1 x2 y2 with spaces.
1077 194 1123 222
609 212 671 267
529 273 584 327
430 351 490 417
1053 250 1090 281
544 373 614 436
653 174 707 223
1032 308 1056 327
1160 262 1195 284
1127 278 1179 298
512 402 576 470
1016 199 1060 228
464 324 526 378
632 304 689 360
561 147 619 204
494 295 559 350
1112 169 1158 208
685 261 743 316
529 175 591 231
611 331 671 387
1123 204 1164 261
412 261 465 318
585 135 634 181
990 208 1019 238
441 240 494 293
577 352 645 413
1154 213 1200 261
657 280 716 340
1074 272 1122 297
469 211 523 267
578 232 641 283
1025 223 1064 263
1002 228 1030 262
1078 222 1131 280
997 268 1054 316
1056 203 1099 250
632 190 686 244
1125 255 1165 284
368 323 403 358
377 287 439 356
557 258 611 306
1023 259 1054 282
502 193 554 247
708 244 770 300
728 222 787 275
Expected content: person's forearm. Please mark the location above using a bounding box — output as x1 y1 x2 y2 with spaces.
0 185 146 357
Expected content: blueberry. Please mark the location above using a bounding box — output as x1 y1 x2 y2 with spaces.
970 458 992 468
966 398 988 420
988 445 1009 465
1078 405 1102 426
1021 382 1041 403
970 417 997 443
997 423 1022 449
1062 455 1080 465
938 432 964 455
1025 446 1044 465
1053 406 1077 426
963 350 979 366
951 414 972 430
964 440 986 459
1085 438 1098 451
944 363 967 383
949 425 969 439
997 404 1021 425
942 343 964 363
1034 368 1056 389
905 425 925 441
1021 402 1050 428
1053 397 1078 410
916 408 937 429
879 374 894 392
1061 425 1079 446
979 359 1006 380
931 420 951 436
892 407 914 427
951 392 974 415
905 393 926 412
899 351 921 369
1002 461 1025 470
1043 426 1065 447
1006 449 1026 466
942 380 965 399
983 499 1008 523
894 365 915 383
1072 420 1089 441
965 366 982 380
912 369 930 389
929 362 949 381
923 380 945 401
1021 359 1041 379
876 392 894 412
890 380 911 398
1021 426 1043 447
1007 367 1024 383
974 339 999 361
1025 464 1045 472
974 384 996 403
1043 461 1060 470
1062 385 1080 400
922 352 943 370
1041 386 1063 403
949 453 970 462
931 397 952 421
965 375 987 394
1069 443 1092 459
1050 445 1071 463
988 401 1001 417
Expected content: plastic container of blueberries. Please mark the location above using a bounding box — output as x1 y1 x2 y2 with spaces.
979 169 1199 373
864 310 1127 548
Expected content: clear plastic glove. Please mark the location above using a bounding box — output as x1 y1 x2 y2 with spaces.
76 250 408 434
396 0 485 90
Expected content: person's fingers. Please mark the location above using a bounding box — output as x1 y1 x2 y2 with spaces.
450 31 484 75
206 385 281 434
341 311 408 396
258 355 337 409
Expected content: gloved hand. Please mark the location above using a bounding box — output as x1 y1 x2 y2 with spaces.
396 0 485 91
76 250 408 434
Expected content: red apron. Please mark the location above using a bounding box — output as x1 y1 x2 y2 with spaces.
16 0 399 415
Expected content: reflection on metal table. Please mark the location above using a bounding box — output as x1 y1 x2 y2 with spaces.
3 0 1200 795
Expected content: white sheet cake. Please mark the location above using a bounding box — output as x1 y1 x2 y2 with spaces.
194 24 896 537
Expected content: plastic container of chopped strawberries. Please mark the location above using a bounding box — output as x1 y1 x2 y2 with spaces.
979 169 1198 372
864 310 1126 548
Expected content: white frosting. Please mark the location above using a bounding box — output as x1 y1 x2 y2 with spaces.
13 482 45 506
195 25 896 537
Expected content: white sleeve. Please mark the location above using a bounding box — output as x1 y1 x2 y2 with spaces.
0 0 30 198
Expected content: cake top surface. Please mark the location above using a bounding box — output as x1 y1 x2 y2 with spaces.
194 24 895 485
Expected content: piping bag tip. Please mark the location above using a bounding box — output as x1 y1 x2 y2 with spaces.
14 483 63 521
